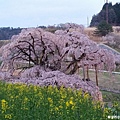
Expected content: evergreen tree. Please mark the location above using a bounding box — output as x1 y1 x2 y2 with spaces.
94 21 113 36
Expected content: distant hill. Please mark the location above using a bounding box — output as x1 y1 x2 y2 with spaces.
90 2 120 26
0 23 84 40
0 27 22 40
0 25 58 40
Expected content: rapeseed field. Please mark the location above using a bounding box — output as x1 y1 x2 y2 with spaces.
0 81 119 120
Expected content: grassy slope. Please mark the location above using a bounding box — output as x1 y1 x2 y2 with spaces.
78 70 120 91
102 91 120 108
102 91 120 102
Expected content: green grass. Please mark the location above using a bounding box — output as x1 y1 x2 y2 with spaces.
0 81 119 120
102 91 120 118
78 69 120 91
102 91 120 105
105 43 120 53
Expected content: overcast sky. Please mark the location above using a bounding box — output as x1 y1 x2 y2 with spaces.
0 0 119 28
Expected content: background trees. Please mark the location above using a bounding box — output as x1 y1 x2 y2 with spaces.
0 27 22 40
90 2 120 26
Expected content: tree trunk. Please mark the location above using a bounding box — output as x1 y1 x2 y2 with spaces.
69 62 78 74
95 64 98 86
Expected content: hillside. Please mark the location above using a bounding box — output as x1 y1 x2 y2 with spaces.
90 2 120 26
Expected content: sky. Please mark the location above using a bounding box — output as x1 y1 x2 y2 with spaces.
0 0 119 28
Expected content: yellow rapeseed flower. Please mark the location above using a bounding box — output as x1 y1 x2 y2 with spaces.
103 108 109 114
61 94 66 99
1 99 8 113
59 105 63 109
113 101 118 107
54 107 59 111
94 104 101 110
47 85 53 92
71 105 75 110
34 86 38 92
48 97 53 104
77 89 83 96
24 97 29 102
69 100 74 105
84 93 89 99
66 98 74 108
70 97 73 100
5 114 12 119
66 101 69 107
10 96 14 99
67 87 72 93
79 99 82 103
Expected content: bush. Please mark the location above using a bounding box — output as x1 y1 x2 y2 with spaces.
0 82 119 120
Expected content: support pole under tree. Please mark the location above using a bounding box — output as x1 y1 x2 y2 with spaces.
82 65 86 80
95 64 98 86
86 65 89 80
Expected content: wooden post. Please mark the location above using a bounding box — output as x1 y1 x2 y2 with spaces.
86 65 89 80
95 64 98 86
82 65 86 80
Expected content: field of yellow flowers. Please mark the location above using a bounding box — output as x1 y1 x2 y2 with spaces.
0 81 119 120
